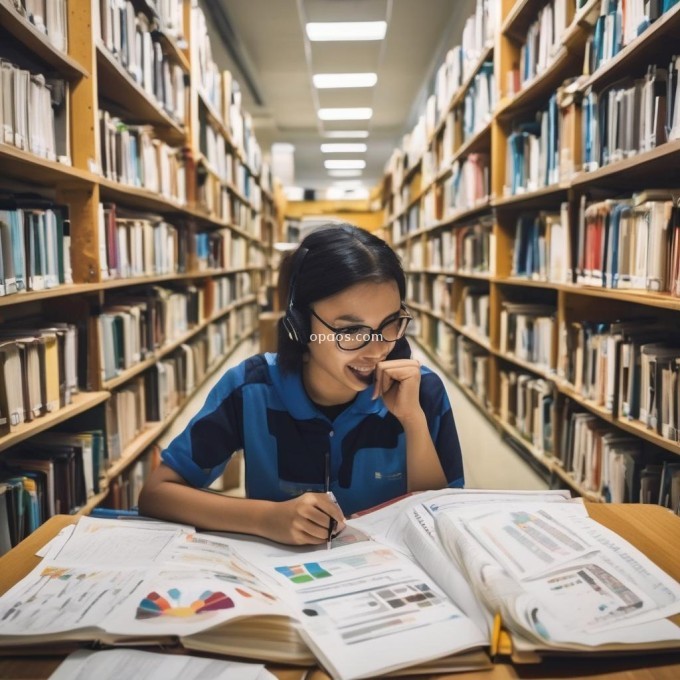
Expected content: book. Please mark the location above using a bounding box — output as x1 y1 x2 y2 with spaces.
0 513 490 680
349 490 680 658
2 492 680 679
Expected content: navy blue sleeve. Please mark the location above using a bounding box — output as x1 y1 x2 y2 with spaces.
419 368 465 487
161 360 246 487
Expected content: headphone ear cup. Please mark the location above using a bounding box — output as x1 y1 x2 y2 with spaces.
283 308 309 344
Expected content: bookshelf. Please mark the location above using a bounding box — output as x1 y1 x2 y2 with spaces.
381 0 680 506
0 0 276 548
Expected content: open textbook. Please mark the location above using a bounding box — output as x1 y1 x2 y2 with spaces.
0 514 489 680
1 490 680 678
349 489 680 659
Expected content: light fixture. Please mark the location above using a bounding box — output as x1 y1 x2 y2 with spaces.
320 143 367 153
323 130 369 138
318 108 372 121
324 160 366 169
306 21 387 41
313 73 377 89
327 170 363 177
332 180 364 188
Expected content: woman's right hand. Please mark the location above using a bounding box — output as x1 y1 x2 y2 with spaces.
261 492 346 545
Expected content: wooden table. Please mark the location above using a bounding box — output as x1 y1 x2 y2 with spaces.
1 505 679 679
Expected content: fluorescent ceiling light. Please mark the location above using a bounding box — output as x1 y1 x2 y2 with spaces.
318 107 372 121
306 21 387 41
324 159 366 170
333 180 364 188
313 73 378 89
326 186 370 199
328 170 363 177
321 143 367 153
323 130 369 138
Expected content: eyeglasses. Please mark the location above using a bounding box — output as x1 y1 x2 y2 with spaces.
310 306 412 351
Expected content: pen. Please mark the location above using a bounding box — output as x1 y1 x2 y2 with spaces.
490 612 501 658
325 450 337 550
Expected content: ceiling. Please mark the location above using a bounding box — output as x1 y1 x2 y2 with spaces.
202 0 476 194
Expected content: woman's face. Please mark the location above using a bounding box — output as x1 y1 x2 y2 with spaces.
302 280 402 405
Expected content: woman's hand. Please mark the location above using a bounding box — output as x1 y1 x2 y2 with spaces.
372 358 423 424
261 492 345 545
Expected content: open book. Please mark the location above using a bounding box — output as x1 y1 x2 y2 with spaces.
0 514 489 680
348 489 680 660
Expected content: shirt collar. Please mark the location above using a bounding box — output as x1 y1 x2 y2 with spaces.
267 353 383 419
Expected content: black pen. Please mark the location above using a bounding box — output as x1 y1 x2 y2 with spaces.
325 450 337 550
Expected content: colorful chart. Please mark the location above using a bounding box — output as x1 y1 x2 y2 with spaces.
275 562 332 584
136 588 234 619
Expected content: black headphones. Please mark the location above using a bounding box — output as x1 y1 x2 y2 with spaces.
282 246 310 344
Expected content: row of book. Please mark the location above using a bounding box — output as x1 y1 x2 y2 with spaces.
444 154 490 217
557 318 680 443
499 302 555 370
0 323 79 435
192 6 266 179
0 200 72 296
518 0 574 88
0 59 69 163
559 397 680 508
194 229 263 273
504 93 559 195
95 281 256 384
575 192 679 295
97 204 186 280
425 218 494 274
499 368 554 456
102 444 160 512
582 58 679 171
11 0 68 52
99 109 187 204
511 208 570 283
434 0 500 120
97 0 187 126
585 0 680 76
1 429 106 554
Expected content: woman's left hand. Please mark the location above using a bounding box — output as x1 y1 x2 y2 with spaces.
372 358 422 423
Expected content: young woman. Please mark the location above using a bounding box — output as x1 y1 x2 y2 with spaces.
139 224 464 544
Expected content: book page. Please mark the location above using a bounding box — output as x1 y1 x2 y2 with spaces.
436 503 680 649
249 539 486 680
48 649 275 680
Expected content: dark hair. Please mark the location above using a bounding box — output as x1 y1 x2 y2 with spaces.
277 223 406 373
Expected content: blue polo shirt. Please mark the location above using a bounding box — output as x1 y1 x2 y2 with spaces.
161 352 464 515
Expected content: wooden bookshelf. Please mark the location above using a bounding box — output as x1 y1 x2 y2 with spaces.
0 0 88 80
0 392 110 454
0 0 277 545
383 0 680 507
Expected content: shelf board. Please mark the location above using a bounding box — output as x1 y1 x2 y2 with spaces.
0 143 94 187
432 43 494 140
155 30 190 73
580 3 680 93
501 0 550 42
0 392 110 453
570 140 680 191
492 182 569 209
496 46 582 119
0 283 100 308
0 0 88 80
96 42 186 146
101 295 256 390
434 120 493 185
559 283 680 312
98 176 187 215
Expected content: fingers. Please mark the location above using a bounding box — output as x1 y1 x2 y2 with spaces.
372 359 421 400
290 494 345 544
